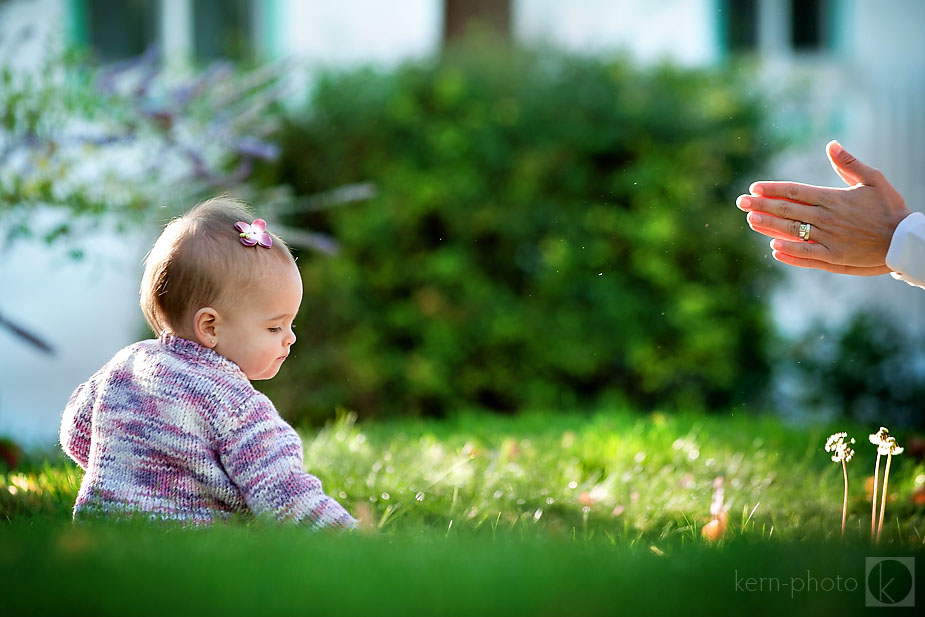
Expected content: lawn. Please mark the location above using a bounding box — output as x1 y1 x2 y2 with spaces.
2 409 923 615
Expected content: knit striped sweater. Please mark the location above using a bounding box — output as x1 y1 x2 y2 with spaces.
60 334 356 529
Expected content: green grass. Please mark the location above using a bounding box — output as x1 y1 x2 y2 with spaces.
2 410 924 615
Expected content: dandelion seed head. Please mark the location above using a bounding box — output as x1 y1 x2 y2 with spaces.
882 436 904 456
825 433 855 463
825 432 846 451
869 426 890 446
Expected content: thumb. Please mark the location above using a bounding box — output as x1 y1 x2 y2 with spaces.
826 140 882 187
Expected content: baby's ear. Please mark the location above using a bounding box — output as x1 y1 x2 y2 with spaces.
192 307 220 348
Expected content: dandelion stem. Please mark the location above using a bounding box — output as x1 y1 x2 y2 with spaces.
877 453 892 544
841 458 848 537
871 452 880 543
826 432 855 538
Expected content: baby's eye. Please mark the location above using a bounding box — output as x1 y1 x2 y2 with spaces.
269 327 281 333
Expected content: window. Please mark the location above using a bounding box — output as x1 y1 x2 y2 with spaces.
723 0 759 53
720 0 832 57
193 0 255 63
791 0 827 51
79 0 158 62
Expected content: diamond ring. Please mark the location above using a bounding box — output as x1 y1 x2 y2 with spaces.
798 222 811 241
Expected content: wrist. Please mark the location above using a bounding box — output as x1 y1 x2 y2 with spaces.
887 207 914 238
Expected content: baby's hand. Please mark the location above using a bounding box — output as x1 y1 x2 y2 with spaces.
353 501 377 534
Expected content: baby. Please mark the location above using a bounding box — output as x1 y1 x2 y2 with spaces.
59 197 356 529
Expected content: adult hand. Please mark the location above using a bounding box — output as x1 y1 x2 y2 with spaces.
735 140 912 275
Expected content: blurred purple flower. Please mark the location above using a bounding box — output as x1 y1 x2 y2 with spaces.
235 136 280 160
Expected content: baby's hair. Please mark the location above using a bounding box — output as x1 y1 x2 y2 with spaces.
140 197 294 335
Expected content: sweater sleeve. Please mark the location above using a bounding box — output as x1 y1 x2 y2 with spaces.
59 376 97 470
218 396 357 531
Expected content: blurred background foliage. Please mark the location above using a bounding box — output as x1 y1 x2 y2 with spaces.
787 311 925 429
0 45 284 256
256 43 781 424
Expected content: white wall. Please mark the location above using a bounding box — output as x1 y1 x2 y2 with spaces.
0 230 146 446
515 0 717 64
284 0 441 68
847 0 925 208
0 0 64 70
277 0 442 103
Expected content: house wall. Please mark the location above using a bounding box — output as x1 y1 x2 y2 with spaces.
284 0 440 67
515 0 717 64
0 228 146 446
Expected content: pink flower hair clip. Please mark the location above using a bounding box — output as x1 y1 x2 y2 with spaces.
234 219 273 248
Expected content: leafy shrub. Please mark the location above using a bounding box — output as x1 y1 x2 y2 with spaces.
259 44 778 423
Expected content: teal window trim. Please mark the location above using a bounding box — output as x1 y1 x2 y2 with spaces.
827 0 844 54
66 0 88 47
714 0 729 60
256 0 285 61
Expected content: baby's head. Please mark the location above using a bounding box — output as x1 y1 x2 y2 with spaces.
140 197 301 380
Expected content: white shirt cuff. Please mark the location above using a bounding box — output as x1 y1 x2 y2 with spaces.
886 211 925 289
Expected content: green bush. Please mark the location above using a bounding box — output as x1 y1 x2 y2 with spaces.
788 311 925 428
260 45 778 423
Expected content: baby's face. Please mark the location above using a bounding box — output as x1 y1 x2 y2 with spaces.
215 260 302 380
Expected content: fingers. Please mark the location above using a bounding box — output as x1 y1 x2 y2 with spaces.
748 181 836 206
746 212 816 242
768 238 830 261
826 140 885 187
736 195 817 222
770 250 891 276
738 194 826 244
747 221 797 241
826 140 859 186
353 501 377 534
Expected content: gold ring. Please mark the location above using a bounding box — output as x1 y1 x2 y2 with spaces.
798 222 811 241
